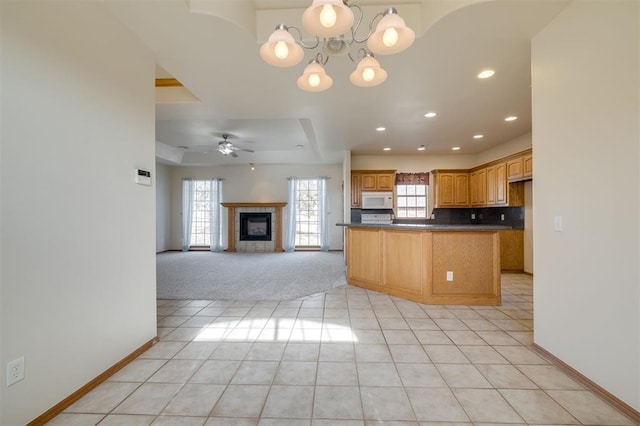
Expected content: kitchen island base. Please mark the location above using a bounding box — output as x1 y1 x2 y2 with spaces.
346 226 501 305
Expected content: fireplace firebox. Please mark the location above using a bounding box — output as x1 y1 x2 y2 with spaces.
239 213 272 241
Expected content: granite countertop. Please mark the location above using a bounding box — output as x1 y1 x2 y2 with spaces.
336 223 513 231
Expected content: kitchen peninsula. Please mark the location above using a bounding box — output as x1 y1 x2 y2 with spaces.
341 223 510 305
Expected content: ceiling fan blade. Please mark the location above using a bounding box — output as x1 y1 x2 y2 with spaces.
240 148 255 153
230 152 238 158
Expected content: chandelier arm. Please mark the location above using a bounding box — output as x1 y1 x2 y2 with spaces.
287 25 320 50
314 52 330 66
348 4 364 41
347 47 366 64
352 11 384 44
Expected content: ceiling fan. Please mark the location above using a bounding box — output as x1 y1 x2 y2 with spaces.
217 134 254 158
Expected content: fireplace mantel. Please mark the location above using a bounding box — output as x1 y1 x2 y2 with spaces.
222 202 287 252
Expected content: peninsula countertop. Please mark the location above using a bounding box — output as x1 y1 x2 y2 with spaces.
337 223 512 231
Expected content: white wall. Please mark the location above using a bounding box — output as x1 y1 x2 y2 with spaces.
524 181 533 274
474 132 532 165
532 0 639 410
169 164 344 251
156 162 172 253
1 3 157 425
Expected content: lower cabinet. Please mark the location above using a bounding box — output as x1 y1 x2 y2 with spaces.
346 226 501 305
347 227 380 285
381 230 424 296
499 230 524 271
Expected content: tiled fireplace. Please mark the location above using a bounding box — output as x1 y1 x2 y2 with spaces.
221 202 286 252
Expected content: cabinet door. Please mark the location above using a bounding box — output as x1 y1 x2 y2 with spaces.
437 173 455 206
351 173 362 208
523 154 533 177
470 169 486 205
486 166 497 205
507 158 523 181
361 174 377 190
453 173 469 206
495 163 507 204
376 174 394 190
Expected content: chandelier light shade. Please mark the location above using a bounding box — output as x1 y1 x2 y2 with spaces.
259 26 305 67
350 53 387 87
260 1 415 92
302 0 355 38
367 9 415 55
297 60 333 92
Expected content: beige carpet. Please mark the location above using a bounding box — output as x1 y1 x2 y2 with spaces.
157 251 347 300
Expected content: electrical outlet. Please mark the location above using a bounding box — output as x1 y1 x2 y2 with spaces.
501 214 505 221
446 271 454 281
471 213 476 220
7 356 24 387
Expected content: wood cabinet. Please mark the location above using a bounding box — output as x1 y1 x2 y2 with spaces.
469 169 486 206
507 149 533 182
507 157 523 181
345 226 501 305
351 170 395 208
523 153 533 178
432 171 469 207
486 162 507 206
351 173 362 208
499 230 524 271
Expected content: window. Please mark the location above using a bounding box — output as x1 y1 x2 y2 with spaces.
190 180 215 246
285 177 329 252
182 178 223 251
295 179 320 246
395 172 430 218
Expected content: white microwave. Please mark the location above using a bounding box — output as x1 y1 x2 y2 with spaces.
361 191 393 209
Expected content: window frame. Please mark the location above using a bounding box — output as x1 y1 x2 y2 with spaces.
395 182 429 219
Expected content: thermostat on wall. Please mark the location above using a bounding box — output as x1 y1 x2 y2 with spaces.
135 169 151 186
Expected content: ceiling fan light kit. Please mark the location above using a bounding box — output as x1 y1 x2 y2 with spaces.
260 0 415 92
217 134 254 158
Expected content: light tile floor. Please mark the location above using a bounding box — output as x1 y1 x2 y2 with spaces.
50 274 636 425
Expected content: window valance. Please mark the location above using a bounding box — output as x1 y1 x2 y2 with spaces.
395 172 429 185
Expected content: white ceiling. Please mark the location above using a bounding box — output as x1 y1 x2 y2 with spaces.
104 0 569 166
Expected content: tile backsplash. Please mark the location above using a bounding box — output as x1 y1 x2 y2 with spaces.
351 207 524 229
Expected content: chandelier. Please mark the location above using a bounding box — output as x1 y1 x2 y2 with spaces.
259 0 415 92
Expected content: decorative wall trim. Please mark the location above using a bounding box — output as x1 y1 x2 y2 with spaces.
531 343 640 424
26 337 158 426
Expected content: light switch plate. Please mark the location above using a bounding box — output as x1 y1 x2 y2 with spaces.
553 215 563 232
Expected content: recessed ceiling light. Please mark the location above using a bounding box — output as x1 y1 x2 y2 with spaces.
376 127 386 132
452 147 461 151
417 145 426 151
473 134 484 139
383 147 391 151
424 112 437 118
504 116 518 122
478 69 495 79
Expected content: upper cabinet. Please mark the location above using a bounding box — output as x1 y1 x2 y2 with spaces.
351 170 396 208
432 149 531 209
523 153 533 178
507 149 533 182
351 173 362 208
432 171 469 208
361 172 394 191
486 162 507 206
470 169 487 206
